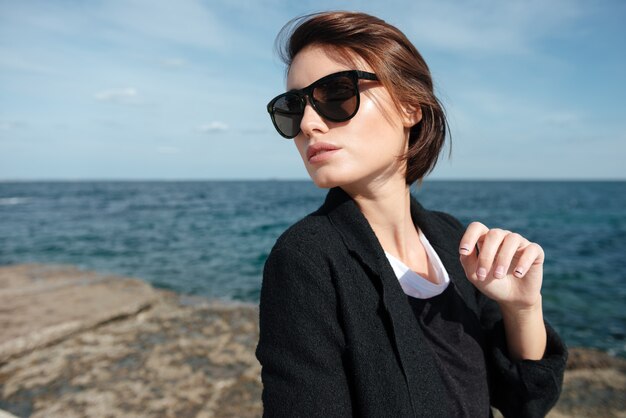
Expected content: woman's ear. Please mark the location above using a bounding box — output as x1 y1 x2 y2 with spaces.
401 105 422 128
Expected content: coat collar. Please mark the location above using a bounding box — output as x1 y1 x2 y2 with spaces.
319 186 464 276
319 187 461 417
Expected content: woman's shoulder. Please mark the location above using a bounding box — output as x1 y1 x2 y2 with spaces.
271 210 340 258
263 211 342 288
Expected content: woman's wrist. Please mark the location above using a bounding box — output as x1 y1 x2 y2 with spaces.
498 296 543 323
498 296 547 361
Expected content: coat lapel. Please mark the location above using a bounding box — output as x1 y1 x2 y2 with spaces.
409 198 479 312
321 187 452 417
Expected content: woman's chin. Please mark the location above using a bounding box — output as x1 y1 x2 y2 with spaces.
309 173 342 189
311 178 337 189
306 165 368 190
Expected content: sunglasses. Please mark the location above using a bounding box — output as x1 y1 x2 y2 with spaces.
267 70 378 139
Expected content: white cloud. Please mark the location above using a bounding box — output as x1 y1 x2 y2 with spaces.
94 87 139 103
0 0 242 63
197 121 229 133
402 0 584 55
95 0 228 50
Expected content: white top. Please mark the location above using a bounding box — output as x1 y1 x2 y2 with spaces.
384 227 450 299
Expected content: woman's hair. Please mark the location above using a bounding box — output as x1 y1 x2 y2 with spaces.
276 11 449 185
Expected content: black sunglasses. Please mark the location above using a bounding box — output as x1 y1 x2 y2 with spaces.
267 70 378 139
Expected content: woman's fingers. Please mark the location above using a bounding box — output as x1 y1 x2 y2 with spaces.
511 242 545 278
492 232 525 279
474 228 510 281
459 221 488 256
460 223 513 281
459 222 542 282
459 221 546 307
458 222 488 280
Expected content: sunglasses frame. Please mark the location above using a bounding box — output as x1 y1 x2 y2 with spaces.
267 70 378 139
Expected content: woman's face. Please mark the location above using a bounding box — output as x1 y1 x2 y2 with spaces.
287 45 418 192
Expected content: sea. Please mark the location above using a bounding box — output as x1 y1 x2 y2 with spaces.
1 180 625 357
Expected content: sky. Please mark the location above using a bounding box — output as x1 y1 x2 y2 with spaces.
1 0 624 180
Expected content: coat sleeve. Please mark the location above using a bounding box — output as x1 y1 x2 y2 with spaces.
478 295 567 418
437 211 568 417
255 245 353 417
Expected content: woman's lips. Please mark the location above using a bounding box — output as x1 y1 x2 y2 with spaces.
307 143 341 164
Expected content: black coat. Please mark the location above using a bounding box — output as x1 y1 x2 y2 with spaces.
255 187 567 417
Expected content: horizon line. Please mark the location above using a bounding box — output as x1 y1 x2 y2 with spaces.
1 177 625 183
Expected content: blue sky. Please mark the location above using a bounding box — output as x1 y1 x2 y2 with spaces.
1 0 624 180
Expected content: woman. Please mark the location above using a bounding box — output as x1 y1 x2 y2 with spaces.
255 11 567 418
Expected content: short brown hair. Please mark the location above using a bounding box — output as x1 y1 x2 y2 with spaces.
276 11 449 185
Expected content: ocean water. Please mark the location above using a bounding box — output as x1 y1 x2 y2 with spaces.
1 180 625 357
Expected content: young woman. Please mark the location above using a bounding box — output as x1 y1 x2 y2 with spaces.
256 11 567 418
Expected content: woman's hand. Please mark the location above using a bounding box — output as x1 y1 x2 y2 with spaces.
458 221 548 360
458 221 544 311
459 222 547 360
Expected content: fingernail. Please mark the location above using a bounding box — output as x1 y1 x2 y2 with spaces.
477 267 487 280
495 265 505 278
514 267 524 277
459 244 470 254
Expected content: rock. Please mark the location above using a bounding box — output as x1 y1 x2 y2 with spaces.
0 409 19 418
548 348 626 418
566 347 626 371
0 264 159 365
1 264 624 417
0 264 263 418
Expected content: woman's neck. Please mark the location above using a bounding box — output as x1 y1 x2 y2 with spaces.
347 178 422 267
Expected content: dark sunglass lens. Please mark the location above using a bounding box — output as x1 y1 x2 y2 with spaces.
272 94 304 137
313 75 358 121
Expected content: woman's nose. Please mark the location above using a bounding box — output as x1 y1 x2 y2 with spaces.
299 100 329 138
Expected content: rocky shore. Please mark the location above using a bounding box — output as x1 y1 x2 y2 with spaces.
1 264 624 418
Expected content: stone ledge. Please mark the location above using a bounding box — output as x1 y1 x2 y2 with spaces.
0 264 159 365
0 264 624 418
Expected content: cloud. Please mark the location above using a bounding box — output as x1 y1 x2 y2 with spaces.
94 87 139 104
95 0 229 51
402 0 584 55
197 121 229 133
